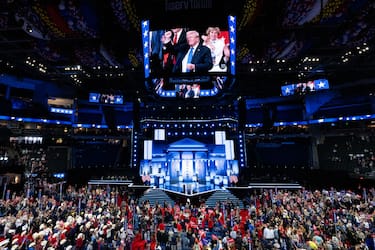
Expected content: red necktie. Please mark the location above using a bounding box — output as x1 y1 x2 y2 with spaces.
172 33 178 64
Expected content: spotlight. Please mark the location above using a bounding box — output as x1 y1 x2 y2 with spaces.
26 25 33 33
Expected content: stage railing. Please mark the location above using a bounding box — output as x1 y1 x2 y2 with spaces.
87 179 133 185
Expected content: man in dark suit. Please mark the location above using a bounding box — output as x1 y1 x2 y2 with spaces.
172 30 213 74
184 84 195 98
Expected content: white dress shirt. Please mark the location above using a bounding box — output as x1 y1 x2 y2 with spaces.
181 44 198 73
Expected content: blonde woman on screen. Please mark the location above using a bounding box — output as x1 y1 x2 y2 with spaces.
202 27 230 72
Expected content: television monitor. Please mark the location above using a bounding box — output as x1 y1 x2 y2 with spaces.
142 15 236 98
281 79 329 96
88 93 124 104
281 85 295 96
113 95 124 105
89 93 100 103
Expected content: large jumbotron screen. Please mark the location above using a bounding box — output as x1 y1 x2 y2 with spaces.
138 124 240 194
141 16 236 98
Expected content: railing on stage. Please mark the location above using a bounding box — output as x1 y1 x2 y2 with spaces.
159 186 218 197
248 182 302 189
227 182 303 190
87 179 133 185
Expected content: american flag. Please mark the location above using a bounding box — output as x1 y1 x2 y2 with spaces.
141 20 150 78
228 15 236 75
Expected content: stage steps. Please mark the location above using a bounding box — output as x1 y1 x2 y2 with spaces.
138 188 175 207
205 190 244 209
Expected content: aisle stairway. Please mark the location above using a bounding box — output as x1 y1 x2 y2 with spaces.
138 188 175 206
205 189 244 209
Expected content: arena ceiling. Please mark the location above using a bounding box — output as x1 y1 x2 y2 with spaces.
0 0 374 98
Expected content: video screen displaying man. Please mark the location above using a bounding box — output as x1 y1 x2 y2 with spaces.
172 30 213 73
142 17 236 98
176 83 200 99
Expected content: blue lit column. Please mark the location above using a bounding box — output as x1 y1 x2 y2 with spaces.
5 86 10 100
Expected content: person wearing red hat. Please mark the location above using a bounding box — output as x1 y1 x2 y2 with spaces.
158 222 165 231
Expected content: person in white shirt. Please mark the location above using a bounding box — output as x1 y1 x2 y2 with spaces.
263 224 276 240
202 27 230 72
263 223 276 248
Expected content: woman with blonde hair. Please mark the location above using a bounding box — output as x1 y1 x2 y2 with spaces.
202 27 230 72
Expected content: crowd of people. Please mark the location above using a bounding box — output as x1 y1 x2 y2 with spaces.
282 0 316 27
0 183 373 250
241 0 372 64
35 41 63 63
110 0 131 31
330 1 374 47
0 129 374 249
57 0 97 38
74 46 109 68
